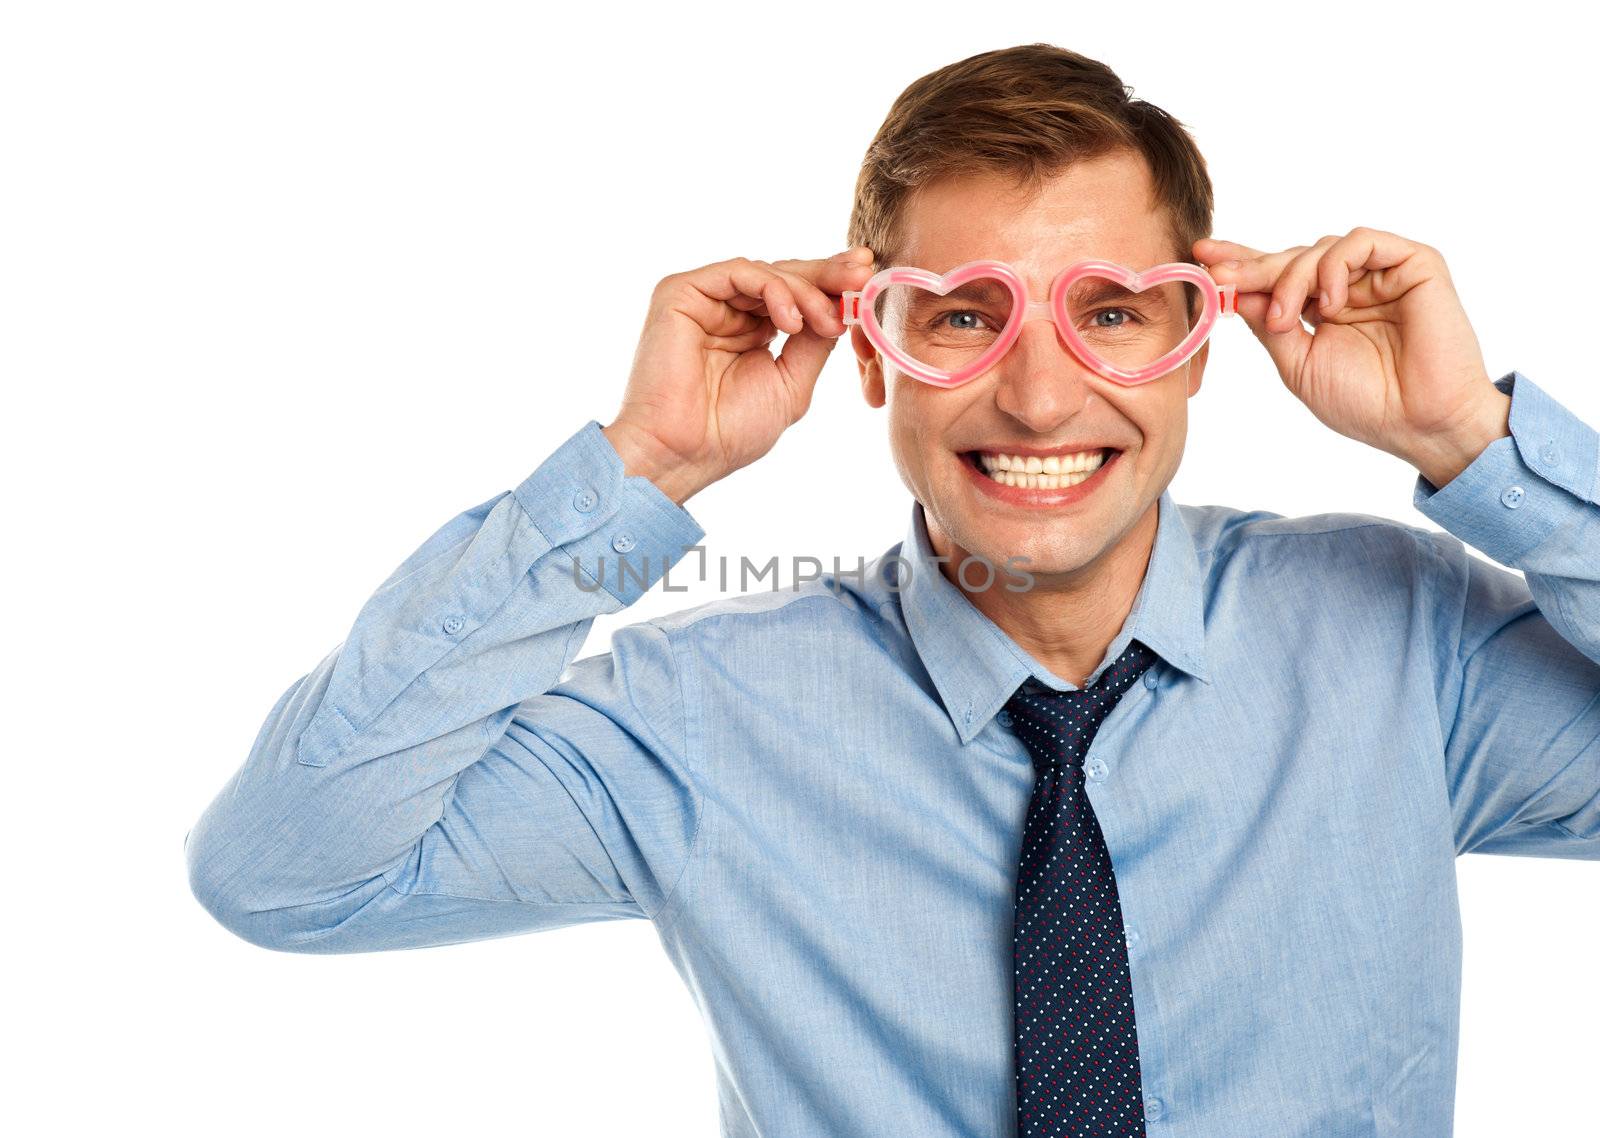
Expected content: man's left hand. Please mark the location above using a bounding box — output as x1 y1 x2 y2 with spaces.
1194 227 1510 487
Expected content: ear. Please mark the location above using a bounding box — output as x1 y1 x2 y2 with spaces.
1186 340 1209 398
851 326 886 408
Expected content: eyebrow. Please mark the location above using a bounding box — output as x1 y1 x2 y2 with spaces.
913 279 1011 305
1063 278 1181 310
901 274 1185 311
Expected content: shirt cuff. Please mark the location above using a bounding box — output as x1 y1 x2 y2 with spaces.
513 420 706 606
1412 370 1600 565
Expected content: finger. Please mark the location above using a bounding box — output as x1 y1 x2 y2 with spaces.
768 257 879 335
1267 237 1341 333
748 262 810 335
701 306 780 352
1229 283 1315 381
703 256 876 351
1316 228 1431 317
700 259 806 334
677 257 873 340
1192 237 1268 264
762 262 861 337
1202 242 1315 297
771 308 846 417
705 319 781 354
1204 257 1281 296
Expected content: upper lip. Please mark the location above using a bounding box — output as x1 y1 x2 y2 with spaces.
967 443 1120 457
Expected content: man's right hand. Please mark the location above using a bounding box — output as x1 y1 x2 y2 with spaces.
601 246 877 506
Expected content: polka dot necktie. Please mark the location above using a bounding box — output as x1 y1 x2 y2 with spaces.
1004 638 1159 1137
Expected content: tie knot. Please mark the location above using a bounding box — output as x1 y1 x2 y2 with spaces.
1002 640 1160 770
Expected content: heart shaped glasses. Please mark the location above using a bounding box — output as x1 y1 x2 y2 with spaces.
840 258 1237 388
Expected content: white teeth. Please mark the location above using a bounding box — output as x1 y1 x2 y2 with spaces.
973 447 1111 489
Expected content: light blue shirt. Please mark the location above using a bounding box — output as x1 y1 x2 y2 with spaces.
186 369 1599 1136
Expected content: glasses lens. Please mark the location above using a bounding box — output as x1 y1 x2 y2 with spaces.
874 275 1205 381
1063 277 1202 378
875 279 1015 380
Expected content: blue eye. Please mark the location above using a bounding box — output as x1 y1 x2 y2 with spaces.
1093 308 1139 328
943 310 990 331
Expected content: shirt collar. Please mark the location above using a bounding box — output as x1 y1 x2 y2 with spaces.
896 488 1212 745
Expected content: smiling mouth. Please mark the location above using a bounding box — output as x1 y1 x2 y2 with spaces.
962 447 1118 489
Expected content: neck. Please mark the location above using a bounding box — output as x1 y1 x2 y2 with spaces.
928 500 1158 688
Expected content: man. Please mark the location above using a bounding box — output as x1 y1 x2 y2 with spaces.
185 44 1598 1137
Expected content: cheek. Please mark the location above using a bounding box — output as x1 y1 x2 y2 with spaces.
892 384 972 452
1114 387 1185 445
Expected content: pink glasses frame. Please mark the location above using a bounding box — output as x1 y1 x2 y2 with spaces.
839 258 1238 388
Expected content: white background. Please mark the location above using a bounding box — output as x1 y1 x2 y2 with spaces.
5 3 1595 1134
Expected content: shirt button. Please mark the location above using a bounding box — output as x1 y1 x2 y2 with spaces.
1125 927 1141 951
611 532 636 553
1144 1096 1165 1121
996 709 1013 729
441 615 464 635
573 488 598 512
1500 485 1525 508
1143 669 1159 690
1539 441 1560 467
1084 757 1109 782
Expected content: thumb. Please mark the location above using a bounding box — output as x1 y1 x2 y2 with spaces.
772 321 844 413
1232 289 1313 384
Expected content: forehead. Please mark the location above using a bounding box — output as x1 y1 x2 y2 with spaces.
894 150 1176 287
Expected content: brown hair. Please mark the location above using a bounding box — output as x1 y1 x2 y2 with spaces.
846 43 1215 311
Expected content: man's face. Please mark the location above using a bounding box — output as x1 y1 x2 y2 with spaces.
852 149 1207 585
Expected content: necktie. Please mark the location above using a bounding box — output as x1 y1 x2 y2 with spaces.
1004 638 1159 1137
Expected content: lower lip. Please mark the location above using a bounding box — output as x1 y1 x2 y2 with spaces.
960 449 1122 506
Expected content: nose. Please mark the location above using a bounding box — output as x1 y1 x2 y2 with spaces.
992 312 1098 431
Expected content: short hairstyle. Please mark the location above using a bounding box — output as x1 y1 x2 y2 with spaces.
846 43 1215 297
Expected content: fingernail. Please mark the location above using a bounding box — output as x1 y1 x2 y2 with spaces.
1217 259 1241 270
1268 299 1283 322
785 305 803 326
